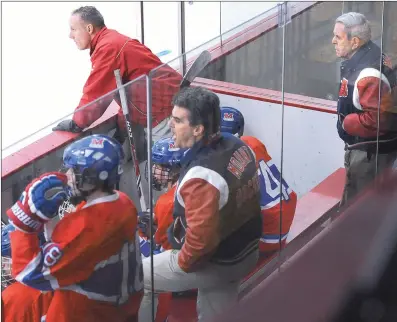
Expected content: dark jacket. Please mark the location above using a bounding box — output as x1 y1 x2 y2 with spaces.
337 40 397 153
168 134 262 272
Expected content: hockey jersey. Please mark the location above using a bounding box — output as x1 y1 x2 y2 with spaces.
154 185 177 251
2 282 53 322
139 186 175 257
241 136 297 254
9 191 143 322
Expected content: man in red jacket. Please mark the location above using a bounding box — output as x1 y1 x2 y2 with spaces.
53 6 181 145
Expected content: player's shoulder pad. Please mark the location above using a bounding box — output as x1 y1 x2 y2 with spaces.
241 136 270 161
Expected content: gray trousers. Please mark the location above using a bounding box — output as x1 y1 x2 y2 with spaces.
340 149 397 206
138 249 258 322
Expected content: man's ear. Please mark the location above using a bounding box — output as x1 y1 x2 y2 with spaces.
351 36 361 50
86 24 94 35
193 124 205 137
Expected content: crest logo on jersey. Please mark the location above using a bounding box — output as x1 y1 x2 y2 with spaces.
223 113 234 121
383 54 392 69
89 138 104 148
168 142 179 152
339 78 348 98
43 243 63 267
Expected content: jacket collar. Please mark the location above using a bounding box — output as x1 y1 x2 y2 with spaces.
180 140 205 168
90 27 108 56
341 40 375 70
180 133 222 168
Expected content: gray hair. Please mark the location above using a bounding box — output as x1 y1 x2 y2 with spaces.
72 6 105 29
335 12 371 43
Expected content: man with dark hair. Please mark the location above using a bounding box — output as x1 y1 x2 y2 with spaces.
332 12 397 206
53 6 181 146
138 87 262 321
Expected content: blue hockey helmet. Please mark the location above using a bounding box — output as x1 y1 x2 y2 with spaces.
152 137 187 167
148 137 187 190
220 106 245 138
62 134 124 192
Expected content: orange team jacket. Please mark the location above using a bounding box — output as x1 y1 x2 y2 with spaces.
241 136 297 253
153 185 177 251
72 27 182 130
8 191 143 322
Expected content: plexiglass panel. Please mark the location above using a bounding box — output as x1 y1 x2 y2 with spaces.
2 2 142 149
220 2 280 35
184 1 221 53
143 2 179 63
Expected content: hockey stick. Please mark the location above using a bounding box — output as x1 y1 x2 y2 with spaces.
114 70 147 212
179 50 211 89
156 49 172 57
113 50 212 212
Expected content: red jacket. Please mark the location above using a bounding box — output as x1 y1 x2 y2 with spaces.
72 27 182 129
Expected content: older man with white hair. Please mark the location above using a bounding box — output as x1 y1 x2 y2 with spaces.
332 12 397 206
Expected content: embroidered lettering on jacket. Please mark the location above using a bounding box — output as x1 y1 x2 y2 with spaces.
227 146 253 179
339 78 348 98
236 173 260 208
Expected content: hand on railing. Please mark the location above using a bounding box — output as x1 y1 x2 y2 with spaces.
52 119 83 133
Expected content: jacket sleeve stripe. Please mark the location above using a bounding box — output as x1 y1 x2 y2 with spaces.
353 67 391 110
176 166 229 210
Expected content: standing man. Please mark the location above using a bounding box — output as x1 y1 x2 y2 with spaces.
332 12 397 206
53 6 181 144
138 87 262 321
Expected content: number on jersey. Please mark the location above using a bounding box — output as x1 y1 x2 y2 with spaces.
258 159 291 209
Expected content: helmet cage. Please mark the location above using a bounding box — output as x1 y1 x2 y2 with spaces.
1 257 14 289
145 162 181 191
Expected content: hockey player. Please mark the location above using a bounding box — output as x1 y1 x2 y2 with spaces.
2 223 54 322
220 106 297 258
137 137 187 322
138 137 187 254
4 134 143 322
139 87 262 321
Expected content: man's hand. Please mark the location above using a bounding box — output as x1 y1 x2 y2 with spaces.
137 211 156 238
7 172 70 233
52 119 83 133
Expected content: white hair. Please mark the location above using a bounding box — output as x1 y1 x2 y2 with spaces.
336 12 371 43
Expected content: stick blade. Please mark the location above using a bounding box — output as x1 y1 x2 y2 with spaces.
180 50 212 88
